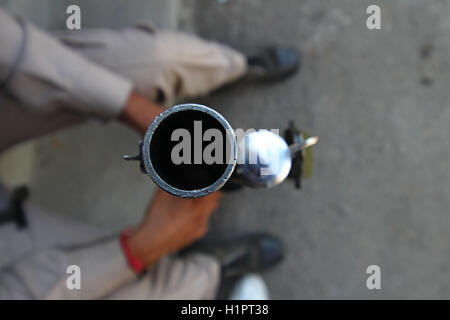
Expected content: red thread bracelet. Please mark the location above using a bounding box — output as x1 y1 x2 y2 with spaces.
120 229 145 274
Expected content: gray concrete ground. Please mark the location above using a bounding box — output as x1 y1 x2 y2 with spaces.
2 0 450 299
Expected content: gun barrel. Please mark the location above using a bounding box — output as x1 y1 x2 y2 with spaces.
141 104 237 198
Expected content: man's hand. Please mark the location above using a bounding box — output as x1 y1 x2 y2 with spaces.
118 91 164 135
126 189 222 268
119 92 221 268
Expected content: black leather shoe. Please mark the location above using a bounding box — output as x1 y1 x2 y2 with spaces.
184 232 285 278
246 45 301 81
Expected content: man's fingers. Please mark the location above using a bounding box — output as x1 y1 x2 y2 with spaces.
197 191 223 206
196 192 222 216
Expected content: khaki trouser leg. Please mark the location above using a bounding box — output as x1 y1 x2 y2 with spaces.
107 254 220 300
55 27 247 106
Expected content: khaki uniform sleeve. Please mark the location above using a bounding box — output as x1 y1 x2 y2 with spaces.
0 9 132 119
0 238 136 299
